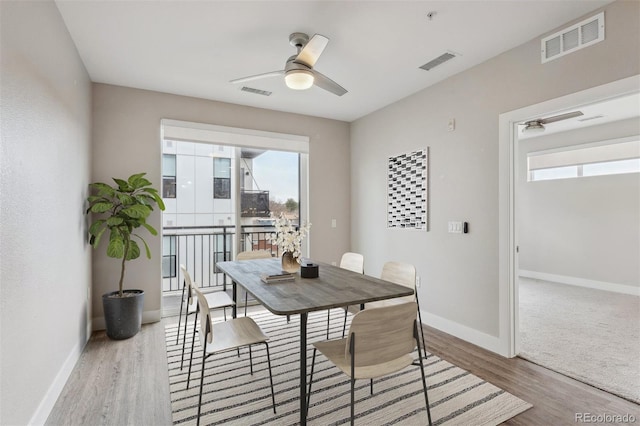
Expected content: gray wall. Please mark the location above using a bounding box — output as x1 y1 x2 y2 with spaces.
350 1 639 342
518 118 640 288
91 84 351 327
0 1 93 424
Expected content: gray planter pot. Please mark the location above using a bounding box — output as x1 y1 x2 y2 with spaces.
102 290 144 340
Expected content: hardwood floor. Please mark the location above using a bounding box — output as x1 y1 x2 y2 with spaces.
46 312 639 425
45 322 173 426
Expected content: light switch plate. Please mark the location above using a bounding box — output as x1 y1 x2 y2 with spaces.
448 221 463 233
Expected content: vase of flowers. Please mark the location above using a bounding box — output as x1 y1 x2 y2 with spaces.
269 213 311 273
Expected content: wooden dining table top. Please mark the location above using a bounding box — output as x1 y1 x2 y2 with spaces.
216 258 414 316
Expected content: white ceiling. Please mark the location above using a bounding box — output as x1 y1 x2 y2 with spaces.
55 0 613 122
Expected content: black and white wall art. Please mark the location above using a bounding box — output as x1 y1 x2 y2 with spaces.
387 148 428 230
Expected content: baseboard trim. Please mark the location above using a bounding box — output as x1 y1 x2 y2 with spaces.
519 270 640 296
29 338 87 425
92 310 162 331
421 309 506 357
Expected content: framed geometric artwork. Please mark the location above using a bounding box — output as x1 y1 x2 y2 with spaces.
387 148 428 230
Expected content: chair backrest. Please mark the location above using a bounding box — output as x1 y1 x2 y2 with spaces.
192 286 213 346
236 250 273 260
346 301 417 367
340 252 364 274
380 261 416 303
180 264 195 305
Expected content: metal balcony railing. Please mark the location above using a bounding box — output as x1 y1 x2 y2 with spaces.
162 224 283 293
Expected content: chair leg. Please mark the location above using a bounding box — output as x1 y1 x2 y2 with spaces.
223 306 227 321
244 291 248 316
196 346 207 426
306 348 317 417
249 345 253 374
370 378 373 395
264 343 276 414
180 310 191 370
350 336 356 426
326 309 331 339
342 307 348 338
416 323 433 426
176 285 185 344
186 311 199 389
350 375 355 426
416 294 428 357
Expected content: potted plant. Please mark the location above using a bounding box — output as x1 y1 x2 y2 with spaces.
86 172 165 339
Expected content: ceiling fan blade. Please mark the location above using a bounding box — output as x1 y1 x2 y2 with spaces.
230 70 284 84
295 34 329 67
312 70 347 96
539 111 583 124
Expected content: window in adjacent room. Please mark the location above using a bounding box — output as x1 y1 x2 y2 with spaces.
528 136 640 182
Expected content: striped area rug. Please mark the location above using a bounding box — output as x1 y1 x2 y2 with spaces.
166 309 531 425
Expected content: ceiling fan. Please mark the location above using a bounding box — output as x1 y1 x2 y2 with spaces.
521 111 584 133
230 32 347 96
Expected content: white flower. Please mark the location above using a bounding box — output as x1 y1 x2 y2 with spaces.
268 213 311 262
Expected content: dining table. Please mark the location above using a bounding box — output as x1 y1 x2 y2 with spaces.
216 257 414 425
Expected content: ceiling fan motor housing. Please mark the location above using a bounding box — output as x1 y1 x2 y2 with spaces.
289 32 309 49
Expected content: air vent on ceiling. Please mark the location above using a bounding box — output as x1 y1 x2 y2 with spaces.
541 12 605 63
419 51 457 71
241 86 272 96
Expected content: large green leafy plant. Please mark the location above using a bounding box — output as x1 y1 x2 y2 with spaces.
86 173 165 297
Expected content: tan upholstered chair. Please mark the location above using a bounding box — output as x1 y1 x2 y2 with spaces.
176 264 235 369
307 301 432 425
236 250 273 315
187 286 276 426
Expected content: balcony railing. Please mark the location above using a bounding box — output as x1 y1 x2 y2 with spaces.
162 224 283 293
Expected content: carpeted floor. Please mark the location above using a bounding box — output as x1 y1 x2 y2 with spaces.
166 309 532 425
519 278 640 403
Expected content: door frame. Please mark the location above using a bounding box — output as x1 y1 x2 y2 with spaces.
497 74 640 357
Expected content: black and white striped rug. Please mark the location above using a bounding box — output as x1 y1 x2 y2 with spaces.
166 309 531 425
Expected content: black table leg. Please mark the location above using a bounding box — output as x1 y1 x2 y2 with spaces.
300 312 308 426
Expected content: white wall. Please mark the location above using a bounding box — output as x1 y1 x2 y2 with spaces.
0 1 92 424
518 118 640 290
350 1 639 351
91 84 350 328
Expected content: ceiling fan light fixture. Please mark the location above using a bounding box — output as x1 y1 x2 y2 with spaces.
285 69 314 90
524 121 545 133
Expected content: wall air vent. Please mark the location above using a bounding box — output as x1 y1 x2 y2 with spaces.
541 12 604 63
241 86 272 96
419 51 457 71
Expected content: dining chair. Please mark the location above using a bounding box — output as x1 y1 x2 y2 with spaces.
341 261 427 355
236 250 273 316
176 264 235 370
187 286 276 426
307 301 432 425
326 252 364 338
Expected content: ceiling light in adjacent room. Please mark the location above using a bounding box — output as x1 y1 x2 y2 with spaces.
523 120 545 133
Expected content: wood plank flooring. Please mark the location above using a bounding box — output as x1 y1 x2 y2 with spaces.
46 311 639 425
45 322 172 426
